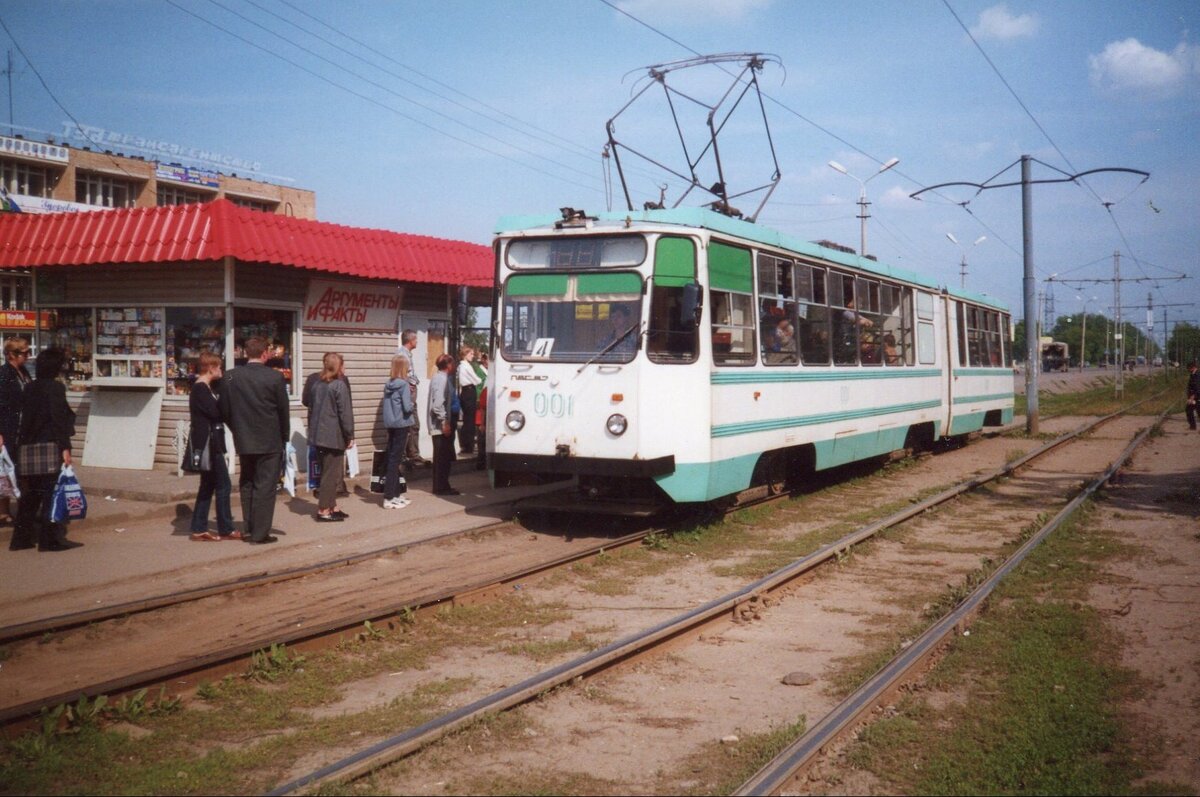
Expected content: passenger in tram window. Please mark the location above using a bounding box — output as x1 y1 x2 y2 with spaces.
764 318 796 364
882 333 900 365
599 304 638 354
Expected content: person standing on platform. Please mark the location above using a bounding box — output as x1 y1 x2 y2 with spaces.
1187 361 1199 431
428 353 459 496
12 348 78 551
397 329 427 467
456 346 482 456
219 336 290 544
0 337 32 529
306 352 355 523
381 354 416 509
188 351 238 541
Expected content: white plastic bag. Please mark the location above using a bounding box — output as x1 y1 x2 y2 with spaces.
0 445 19 499
282 442 297 498
345 442 360 478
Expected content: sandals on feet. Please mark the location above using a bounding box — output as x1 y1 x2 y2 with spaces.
190 531 221 541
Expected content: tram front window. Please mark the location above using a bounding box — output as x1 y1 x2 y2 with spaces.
501 274 643 363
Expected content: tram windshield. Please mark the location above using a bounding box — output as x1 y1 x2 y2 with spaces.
500 271 644 363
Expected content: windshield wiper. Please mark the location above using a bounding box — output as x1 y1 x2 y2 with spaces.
576 322 642 374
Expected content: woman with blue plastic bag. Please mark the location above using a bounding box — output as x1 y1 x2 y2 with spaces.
188 351 239 541
0 336 32 540
12 348 79 552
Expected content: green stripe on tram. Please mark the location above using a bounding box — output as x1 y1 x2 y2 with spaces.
711 398 942 438
711 368 942 384
953 368 1012 376
577 272 642 295
505 273 569 296
952 392 1013 404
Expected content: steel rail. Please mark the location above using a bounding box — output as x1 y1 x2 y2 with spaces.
0 509 529 644
0 524 655 726
267 400 1162 795
734 409 1167 796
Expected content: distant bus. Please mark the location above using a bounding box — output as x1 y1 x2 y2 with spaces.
1041 341 1069 373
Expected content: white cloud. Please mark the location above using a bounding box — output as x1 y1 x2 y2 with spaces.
970 4 1039 41
1088 38 1200 98
879 185 916 208
615 0 772 23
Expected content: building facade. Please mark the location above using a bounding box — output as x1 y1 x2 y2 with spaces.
0 200 492 469
0 133 315 217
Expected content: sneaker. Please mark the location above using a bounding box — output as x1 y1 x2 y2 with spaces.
382 498 401 509
395 497 411 508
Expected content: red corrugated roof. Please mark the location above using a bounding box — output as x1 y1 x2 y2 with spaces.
0 199 493 287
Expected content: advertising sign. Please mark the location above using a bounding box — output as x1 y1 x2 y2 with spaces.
0 135 69 163
0 310 52 329
155 164 220 188
304 280 402 333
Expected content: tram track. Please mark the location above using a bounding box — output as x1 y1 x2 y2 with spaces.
266 400 1163 795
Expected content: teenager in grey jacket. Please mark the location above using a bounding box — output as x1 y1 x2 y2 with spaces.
381 354 416 508
427 353 458 495
306 352 354 522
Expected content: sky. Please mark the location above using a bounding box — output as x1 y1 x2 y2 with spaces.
0 0 1197 337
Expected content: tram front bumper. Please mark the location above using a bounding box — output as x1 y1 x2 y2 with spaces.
488 452 675 478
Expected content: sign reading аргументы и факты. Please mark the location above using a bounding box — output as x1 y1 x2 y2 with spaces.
303 280 403 333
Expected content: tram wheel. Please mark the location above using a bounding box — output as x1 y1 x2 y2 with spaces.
764 451 788 495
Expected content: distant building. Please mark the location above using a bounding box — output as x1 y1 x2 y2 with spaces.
0 132 315 217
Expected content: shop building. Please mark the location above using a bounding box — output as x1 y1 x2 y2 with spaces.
0 198 492 469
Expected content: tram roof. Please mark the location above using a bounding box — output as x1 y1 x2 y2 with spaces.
495 207 1008 311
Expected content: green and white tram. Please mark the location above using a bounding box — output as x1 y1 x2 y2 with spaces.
487 207 1013 509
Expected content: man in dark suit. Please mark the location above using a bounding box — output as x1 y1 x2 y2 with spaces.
220 336 290 544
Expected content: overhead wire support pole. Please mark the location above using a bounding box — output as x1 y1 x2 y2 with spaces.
910 158 1149 435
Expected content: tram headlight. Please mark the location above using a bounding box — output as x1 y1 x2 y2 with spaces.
505 410 526 432
606 413 628 436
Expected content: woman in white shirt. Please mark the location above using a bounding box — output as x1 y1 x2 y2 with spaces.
456 346 483 455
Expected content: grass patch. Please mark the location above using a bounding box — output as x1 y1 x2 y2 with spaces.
1017 371 1182 419
654 718 808 796
842 506 1181 794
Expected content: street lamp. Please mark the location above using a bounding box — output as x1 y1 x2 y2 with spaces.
946 233 986 290
828 156 899 257
1077 294 1097 372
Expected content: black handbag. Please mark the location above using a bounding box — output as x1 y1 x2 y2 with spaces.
182 431 211 473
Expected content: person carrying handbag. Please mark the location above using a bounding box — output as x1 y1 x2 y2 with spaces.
189 351 239 541
11 348 79 552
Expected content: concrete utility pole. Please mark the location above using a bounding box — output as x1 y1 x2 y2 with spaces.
911 157 1148 436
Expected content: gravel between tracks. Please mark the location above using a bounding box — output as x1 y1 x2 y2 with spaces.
270 414 1198 795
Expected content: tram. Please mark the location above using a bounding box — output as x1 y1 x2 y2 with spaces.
486 206 1014 510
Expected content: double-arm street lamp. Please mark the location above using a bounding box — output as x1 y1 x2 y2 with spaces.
828 157 899 258
946 233 986 290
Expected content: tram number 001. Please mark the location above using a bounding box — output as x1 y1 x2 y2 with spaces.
533 392 574 418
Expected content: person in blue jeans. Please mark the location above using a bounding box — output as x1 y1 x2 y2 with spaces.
381 354 416 509
189 351 238 540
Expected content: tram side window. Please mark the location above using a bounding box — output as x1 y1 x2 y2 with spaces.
797 264 830 365
916 291 936 365
710 290 756 365
985 310 1003 366
901 287 915 365
831 273 861 365
758 254 798 366
855 277 884 365
709 241 755 366
879 284 907 366
956 304 968 367
1002 314 1013 367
